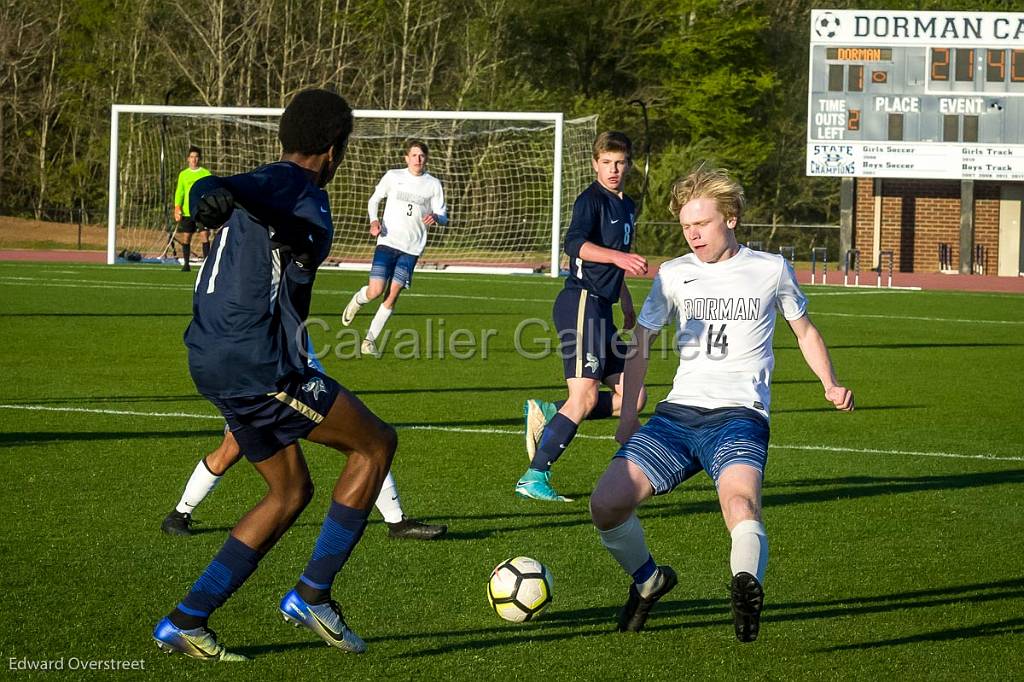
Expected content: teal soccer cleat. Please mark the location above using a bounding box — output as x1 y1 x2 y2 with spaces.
523 399 558 461
515 468 573 502
280 589 367 653
152 617 249 662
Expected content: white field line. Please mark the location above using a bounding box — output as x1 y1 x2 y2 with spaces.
0 276 549 304
2 275 1022 324
1 403 1021 463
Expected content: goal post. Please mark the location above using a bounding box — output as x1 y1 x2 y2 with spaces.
107 104 597 276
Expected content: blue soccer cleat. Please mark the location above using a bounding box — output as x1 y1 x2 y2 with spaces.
152 617 249 662
515 468 573 502
523 399 558 461
279 589 367 653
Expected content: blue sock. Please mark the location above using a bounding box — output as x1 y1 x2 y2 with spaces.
172 535 261 628
297 501 369 603
531 413 579 472
587 392 615 420
632 555 657 585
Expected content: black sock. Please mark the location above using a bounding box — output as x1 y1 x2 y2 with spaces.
169 607 207 630
295 581 331 606
201 241 210 258
182 243 191 263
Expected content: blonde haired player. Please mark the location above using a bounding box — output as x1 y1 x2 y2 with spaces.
340 140 447 357
589 167 853 640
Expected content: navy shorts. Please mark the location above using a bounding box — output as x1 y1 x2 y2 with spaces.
553 286 627 381
370 244 419 288
615 403 770 494
178 216 203 233
205 367 342 463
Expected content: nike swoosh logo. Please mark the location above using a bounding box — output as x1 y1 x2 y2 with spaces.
308 609 346 641
684 278 698 284
320 206 329 213
610 219 620 224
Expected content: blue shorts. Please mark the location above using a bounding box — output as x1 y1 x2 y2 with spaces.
370 244 419 288
553 287 627 381
206 367 342 463
615 403 770 494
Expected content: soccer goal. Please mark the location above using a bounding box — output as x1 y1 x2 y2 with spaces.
107 105 597 275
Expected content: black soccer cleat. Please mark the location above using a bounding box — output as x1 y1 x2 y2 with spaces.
617 565 678 632
730 571 764 643
161 510 195 536
386 517 448 540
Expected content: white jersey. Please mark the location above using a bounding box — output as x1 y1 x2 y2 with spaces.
367 168 447 256
637 246 807 421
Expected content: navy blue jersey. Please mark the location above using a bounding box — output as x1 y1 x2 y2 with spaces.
184 161 333 398
563 181 636 303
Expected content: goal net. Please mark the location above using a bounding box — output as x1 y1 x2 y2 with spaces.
107 105 597 274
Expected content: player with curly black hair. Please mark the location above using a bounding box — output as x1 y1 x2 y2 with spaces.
153 88 392 661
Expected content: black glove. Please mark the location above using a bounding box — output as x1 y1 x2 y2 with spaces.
193 187 235 229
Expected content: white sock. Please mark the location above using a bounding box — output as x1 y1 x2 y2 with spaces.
175 458 222 514
597 514 651 577
354 285 370 305
373 470 404 523
730 519 768 583
367 305 393 341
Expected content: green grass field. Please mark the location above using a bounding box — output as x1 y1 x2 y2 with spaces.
1 261 1022 680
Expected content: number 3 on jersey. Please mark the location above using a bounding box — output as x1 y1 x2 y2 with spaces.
406 203 414 216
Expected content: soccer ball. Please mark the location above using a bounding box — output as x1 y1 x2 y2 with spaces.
487 556 553 623
815 12 840 39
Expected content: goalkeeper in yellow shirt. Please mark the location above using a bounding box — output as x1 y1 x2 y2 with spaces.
173 145 213 271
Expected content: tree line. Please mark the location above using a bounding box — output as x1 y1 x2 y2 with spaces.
0 0 1008 231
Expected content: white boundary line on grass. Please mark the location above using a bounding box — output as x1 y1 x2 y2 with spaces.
2 403 1021 463
2 275 1023 324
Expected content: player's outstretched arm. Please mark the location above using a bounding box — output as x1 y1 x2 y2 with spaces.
616 324 658 444
787 315 854 411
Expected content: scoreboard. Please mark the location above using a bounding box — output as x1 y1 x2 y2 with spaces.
807 9 1024 181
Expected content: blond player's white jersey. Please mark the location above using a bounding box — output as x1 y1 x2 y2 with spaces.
637 246 807 421
367 168 447 256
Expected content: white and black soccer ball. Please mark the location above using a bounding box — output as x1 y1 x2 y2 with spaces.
487 556 553 623
815 12 841 39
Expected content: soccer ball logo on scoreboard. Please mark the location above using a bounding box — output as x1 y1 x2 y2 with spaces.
815 12 841 39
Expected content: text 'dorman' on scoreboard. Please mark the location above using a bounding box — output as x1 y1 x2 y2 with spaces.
806 9 1024 181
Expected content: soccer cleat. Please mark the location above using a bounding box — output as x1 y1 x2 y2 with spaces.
515 468 573 502
181 264 191 272
386 517 448 540
523 399 558 461
617 565 678 632
279 589 367 654
730 571 764 643
341 294 362 327
152 617 249 662
161 510 195 536
360 338 380 358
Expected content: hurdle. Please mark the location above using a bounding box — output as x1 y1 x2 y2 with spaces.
810 247 828 284
877 249 894 288
844 248 861 287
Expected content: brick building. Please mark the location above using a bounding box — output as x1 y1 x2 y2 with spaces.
850 179 1023 277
